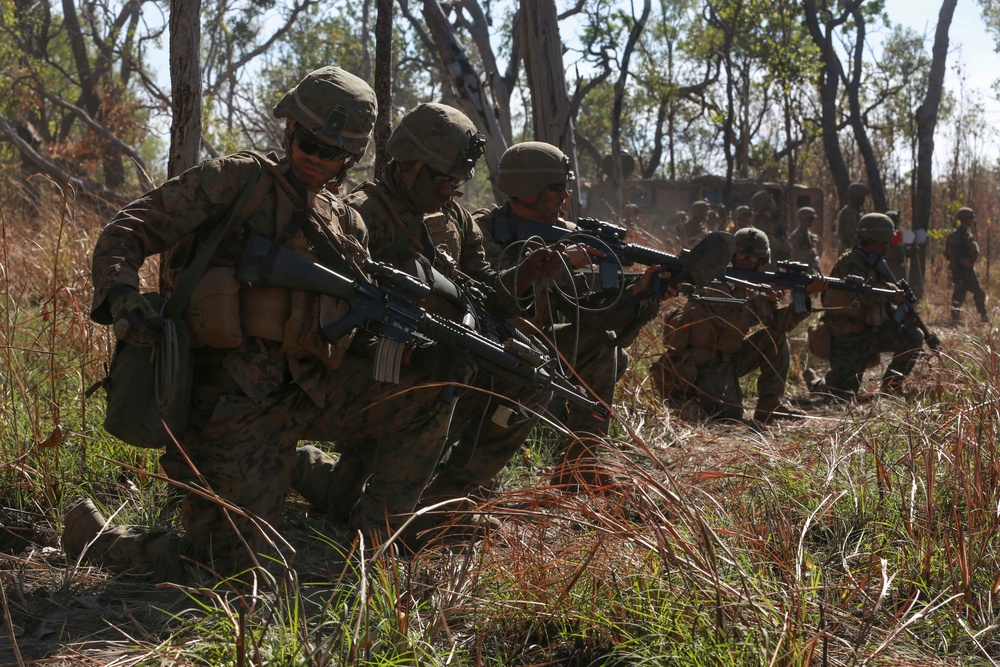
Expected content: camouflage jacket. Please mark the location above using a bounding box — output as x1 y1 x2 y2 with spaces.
474 203 657 347
91 151 368 407
836 204 863 249
663 281 810 357
820 247 897 329
789 226 820 270
945 226 980 270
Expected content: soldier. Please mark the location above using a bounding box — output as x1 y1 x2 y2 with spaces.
884 210 907 280
651 227 824 424
678 200 710 248
476 141 669 487
749 190 791 263
945 207 989 323
62 68 460 578
836 182 868 252
732 204 753 231
789 206 821 272
806 213 923 399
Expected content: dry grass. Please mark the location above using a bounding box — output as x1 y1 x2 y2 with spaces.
3 179 1000 665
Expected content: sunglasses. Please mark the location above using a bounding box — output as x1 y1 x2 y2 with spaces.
546 182 568 193
427 168 467 188
291 126 351 162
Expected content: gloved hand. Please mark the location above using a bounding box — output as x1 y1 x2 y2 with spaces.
109 287 164 346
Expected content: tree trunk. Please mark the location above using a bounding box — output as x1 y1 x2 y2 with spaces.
912 0 958 298
520 0 580 214
168 0 202 178
373 0 393 182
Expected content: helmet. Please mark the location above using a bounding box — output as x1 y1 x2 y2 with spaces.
856 213 895 242
750 190 773 213
386 103 487 180
496 141 575 198
733 226 770 261
957 207 976 223
886 210 900 228
691 200 710 215
273 67 377 159
846 182 869 200
735 205 752 219
797 206 816 221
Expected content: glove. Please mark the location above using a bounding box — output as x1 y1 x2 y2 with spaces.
109 287 164 346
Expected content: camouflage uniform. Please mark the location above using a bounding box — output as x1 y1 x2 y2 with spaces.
678 201 709 248
945 209 988 322
883 210 907 280
789 207 820 272
814 217 923 397
477 203 654 438
650 229 811 421
749 191 790 264
79 69 458 577
836 182 868 253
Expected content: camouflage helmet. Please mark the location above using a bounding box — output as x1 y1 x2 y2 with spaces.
386 103 487 181
886 210 901 229
691 200 710 215
750 190 774 213
856 212 895 242
733 226 771 262
957 207 976 223
797 206 817 221
734 205 752 220
496 141 575 198
273 66 377 159
846 182 869 200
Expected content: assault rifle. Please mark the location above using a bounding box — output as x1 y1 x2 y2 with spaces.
870 257 942 353
492 215 733 294
237 233 609 419
724 260 897 314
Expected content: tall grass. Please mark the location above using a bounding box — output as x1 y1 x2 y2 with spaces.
2 180 999 666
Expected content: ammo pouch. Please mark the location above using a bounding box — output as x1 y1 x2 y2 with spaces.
187 267 243 349
102 293 194 448
807 322 832 359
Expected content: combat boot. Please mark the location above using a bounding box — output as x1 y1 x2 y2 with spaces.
753 403 807 424
62 499 107 559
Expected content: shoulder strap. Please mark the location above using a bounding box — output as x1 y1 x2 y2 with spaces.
163 158 264 320
369 184 426 264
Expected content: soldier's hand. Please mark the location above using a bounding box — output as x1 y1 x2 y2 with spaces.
890 289 905 306
631 264 676 296
766 287 784 303
556 241 603 270
805 276 828 295
110 287 164 346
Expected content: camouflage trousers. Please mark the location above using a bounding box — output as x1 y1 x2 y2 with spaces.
294 371 548 538
950 268 987 320
84 351 455 579
651 328 789 420
553 325 627 439
821 321 924 396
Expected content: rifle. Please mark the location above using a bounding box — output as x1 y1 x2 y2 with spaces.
493 215 733 294
724 260 897 314
237 233 610 419
870 257 942 353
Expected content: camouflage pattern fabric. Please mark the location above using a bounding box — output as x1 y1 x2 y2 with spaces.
945 225 987 320
751 213 791 264
86 152 452 576
816 247 923 396
651 281 809 419
836 204 863 252
789 226 820 272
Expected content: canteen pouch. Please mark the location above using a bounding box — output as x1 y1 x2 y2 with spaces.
186 266 244 349
102 293 194 448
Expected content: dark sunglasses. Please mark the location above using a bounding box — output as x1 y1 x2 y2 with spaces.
291 126 351 162
427 168 467 188
546 182 568 193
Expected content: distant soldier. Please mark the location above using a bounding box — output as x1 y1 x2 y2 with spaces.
678 200 710 248
750 190 790 263
836 182 868 252
732 205 753 231
789 206 821 272
623 202 642 230
883 210 907 280
945 207 989 323
806 213 923 399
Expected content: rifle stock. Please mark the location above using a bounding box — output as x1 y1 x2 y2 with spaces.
237 233 610 419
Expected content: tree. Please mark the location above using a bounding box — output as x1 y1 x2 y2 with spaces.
169 0 202 177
